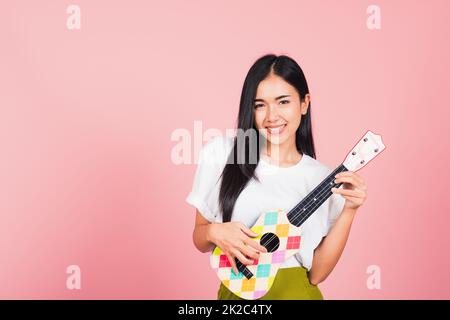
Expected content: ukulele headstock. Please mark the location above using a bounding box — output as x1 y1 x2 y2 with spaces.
342 130 385 171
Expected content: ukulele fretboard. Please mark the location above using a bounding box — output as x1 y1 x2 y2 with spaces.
286 164 348 227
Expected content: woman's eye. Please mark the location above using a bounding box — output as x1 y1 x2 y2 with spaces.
254 104 265 108
280 100 290 105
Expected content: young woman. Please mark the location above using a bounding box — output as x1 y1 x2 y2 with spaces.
186 54 367 300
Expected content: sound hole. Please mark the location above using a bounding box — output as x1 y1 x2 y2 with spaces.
260 232 280 252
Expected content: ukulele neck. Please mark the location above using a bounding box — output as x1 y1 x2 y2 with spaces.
286 164 348 227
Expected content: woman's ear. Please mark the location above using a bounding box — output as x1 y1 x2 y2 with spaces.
301 94 311 115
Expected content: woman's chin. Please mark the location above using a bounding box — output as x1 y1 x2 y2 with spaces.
265 134 288 145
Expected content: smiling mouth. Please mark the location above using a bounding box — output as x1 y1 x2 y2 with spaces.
265 124 287 135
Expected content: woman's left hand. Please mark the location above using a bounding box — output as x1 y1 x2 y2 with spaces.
331 171 367 210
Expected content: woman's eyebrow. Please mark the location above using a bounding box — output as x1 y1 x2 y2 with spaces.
254 95 291 102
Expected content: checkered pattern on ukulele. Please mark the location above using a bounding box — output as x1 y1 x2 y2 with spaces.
210 209 303 300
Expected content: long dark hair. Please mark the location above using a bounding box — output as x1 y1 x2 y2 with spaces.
218 54 316 222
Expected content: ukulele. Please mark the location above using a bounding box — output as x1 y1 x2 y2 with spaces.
210 130 385 300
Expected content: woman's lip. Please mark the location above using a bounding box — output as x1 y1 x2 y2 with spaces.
266 124 287 135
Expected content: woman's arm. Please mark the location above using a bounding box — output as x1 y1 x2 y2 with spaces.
308 170 367 285
192 210 216 253
192 209 267 274
307 207 357 285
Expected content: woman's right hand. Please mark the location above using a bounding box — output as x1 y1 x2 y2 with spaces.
207 222 268 274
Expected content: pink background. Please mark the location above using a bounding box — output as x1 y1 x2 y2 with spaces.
0 0 449 299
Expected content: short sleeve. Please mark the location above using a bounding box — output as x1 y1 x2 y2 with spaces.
185 137 229 222
324 191 346 235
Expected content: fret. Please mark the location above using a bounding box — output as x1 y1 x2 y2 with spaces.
235 258 254 279
287 164 348 227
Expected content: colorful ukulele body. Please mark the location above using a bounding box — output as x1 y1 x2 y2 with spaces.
210 130 386 300
211 209 301 300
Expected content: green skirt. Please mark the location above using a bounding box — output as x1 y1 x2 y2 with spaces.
217 267 324 300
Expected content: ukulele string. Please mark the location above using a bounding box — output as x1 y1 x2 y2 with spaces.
252 168 347 254
289 165 347 226
260 185 333 252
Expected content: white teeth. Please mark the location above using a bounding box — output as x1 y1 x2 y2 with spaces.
267 124 286 133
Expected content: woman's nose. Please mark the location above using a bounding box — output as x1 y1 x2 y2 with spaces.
266 104 280 121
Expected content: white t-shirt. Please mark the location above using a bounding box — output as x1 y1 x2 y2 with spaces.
186 135 345 271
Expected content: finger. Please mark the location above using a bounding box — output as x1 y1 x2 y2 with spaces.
239 224 259 238
341 195 364 204
332 187 365 198
226 253 238 274
334 176 363 189
240 225 268 252
239 244 261 260
334 175 357 186
336 171 364 185
244 238 268 253
332 187 365 197
232 248 254 266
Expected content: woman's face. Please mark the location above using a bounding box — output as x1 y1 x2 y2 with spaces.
253 73 310 146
